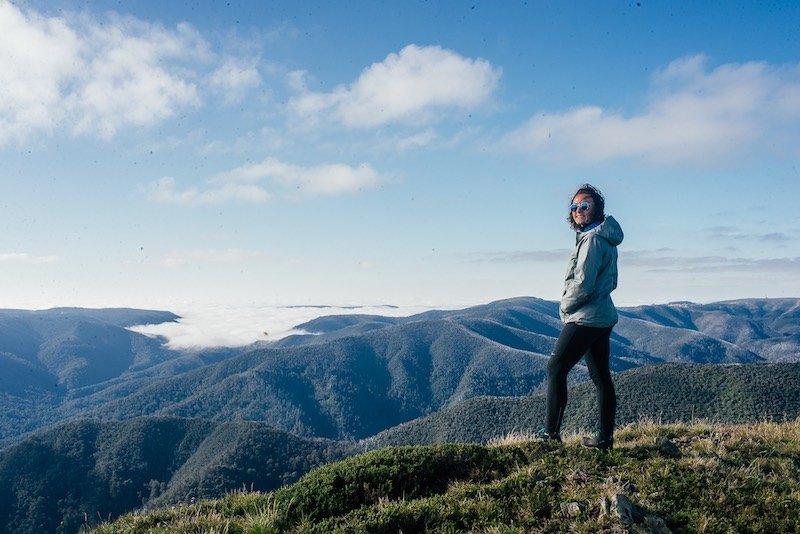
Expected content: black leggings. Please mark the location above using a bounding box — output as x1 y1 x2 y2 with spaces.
545 322 616 437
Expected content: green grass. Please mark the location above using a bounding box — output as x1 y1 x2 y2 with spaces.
91 421 800 533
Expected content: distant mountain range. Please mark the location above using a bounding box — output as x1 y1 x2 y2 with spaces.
0 297 798 532
0 308 240 446
2 297 798 447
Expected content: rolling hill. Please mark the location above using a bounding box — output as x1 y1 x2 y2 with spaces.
0 417 354 534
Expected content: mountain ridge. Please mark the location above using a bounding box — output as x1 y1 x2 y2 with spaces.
2 297 799 449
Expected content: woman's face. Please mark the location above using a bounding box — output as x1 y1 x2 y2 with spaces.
570 193 594 227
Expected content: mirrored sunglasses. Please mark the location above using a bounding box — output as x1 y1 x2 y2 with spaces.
570 201 590 212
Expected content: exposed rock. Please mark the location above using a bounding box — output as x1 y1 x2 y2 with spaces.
559 501 586 518
654 437 682 458
566 469 591 485
599 493 673 533
638 514 673 534
600 493 640 525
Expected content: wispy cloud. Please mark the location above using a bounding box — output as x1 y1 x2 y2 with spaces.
705 226 792 243
288 44 501 128
503 55 800 165
463 249 571 263
465 247 799 273
145 157 383 205
162 248 263 268
395 128 438 150
145 176 271 205
622 249 800 273
0 2 206 144
0 252 59 264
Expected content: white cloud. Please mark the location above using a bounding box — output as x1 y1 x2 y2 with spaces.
0 1 203 144
504 55 800 165
288 44 501 128
0 252 58 264
129 303 437 349
145 176 271 205
0 1 80 142
68 19 203 138
231 158 382 196
396 128 438 150
209 57 262 104
146 157 383 205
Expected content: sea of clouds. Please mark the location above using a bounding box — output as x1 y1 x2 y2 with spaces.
128 304 442 349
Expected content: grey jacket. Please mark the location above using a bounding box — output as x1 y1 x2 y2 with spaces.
560 215 623 327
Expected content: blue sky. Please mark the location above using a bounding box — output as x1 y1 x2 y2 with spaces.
2 0 799 314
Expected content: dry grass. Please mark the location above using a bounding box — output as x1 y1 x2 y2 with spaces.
486 429 583 447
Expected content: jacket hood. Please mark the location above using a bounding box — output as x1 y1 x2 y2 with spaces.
580 215 623 246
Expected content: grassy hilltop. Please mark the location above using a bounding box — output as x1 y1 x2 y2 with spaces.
93 420 800 533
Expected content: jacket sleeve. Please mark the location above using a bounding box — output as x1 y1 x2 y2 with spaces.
561 235 604 314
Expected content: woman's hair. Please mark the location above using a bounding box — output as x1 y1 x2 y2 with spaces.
567 183 606 230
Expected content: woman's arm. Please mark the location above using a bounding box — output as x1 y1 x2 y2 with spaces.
561 236 604 314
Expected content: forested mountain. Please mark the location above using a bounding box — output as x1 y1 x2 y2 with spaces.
1 297 798 449
0 309 239 447
365 362 800 448
89 316 562 441
0 417 354 534
616 298 800 362
77 297 789 442
0 308 174 445
0 308 178 393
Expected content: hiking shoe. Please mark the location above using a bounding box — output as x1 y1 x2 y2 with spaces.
581 434 613 450
535 428 561 443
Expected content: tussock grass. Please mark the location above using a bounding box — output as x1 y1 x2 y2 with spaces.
93 420 800 533
486 428 550 447
487 429 586 448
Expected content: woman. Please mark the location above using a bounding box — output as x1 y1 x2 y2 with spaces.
538 184 623 449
